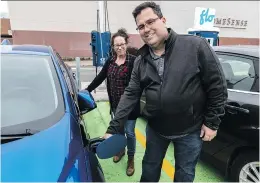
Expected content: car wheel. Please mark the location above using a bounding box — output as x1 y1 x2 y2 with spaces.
230 151 259 182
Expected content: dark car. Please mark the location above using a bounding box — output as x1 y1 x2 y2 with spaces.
1 44 125 182
202 45 259 182
140 45 259 182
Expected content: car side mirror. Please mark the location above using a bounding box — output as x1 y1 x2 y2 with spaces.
77 90 97 115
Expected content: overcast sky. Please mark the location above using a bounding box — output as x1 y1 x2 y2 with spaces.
0 1 8 13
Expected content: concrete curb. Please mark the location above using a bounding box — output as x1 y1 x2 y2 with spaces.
65 60 93 68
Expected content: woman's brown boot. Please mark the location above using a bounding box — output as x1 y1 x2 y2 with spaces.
126 156 135 176
113 150 125 163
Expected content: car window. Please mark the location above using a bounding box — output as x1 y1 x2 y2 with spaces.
60 62 74 95
54 52 80 117
54 52 77 97
217 54 256 91
1 54 65 134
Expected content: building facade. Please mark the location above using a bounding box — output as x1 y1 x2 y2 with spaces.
1 18 12 43
7 1 259 58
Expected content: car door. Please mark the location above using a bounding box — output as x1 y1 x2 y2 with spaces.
54 52 105 182
52 52 91 182
202 52 259 156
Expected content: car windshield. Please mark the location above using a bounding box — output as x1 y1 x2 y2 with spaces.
1 53 65 135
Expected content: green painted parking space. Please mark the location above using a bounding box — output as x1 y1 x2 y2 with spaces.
84 102 225 182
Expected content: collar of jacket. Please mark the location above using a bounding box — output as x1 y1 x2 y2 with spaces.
138 28 177 57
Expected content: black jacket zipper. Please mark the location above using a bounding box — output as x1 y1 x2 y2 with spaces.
159 49 170 111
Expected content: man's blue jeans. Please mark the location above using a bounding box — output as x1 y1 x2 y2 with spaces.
140 125 203 182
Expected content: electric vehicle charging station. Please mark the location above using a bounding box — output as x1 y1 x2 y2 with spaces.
188 7 220 46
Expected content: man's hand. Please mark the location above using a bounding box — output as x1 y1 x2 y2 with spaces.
200 124 217 141
103 133 113 139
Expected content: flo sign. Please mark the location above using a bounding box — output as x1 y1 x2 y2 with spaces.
194 7 216 29
189 7 219 47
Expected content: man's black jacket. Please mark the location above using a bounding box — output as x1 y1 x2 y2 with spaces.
106 28 228 136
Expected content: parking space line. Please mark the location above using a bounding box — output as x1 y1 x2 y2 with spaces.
135 128 175 180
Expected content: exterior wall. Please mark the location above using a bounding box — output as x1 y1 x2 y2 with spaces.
105 1 260 38
1 18 13 43
106 1 150 34
8 1 97 32
8 1 259 58
1 18 12 36
8 1 146 57
219 37 259 46
160 1 259 38
12 31 92 58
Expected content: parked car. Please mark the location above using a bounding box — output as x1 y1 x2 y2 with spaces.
140 45 259 182
0 44 125 182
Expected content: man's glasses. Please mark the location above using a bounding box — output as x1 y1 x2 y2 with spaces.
113 43 126 49
136 17 160 31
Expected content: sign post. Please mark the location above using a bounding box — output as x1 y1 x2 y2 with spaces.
75 57 81 90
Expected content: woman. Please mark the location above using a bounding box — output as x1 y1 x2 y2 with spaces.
86 28 140 176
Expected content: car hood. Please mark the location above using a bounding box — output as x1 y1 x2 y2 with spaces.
1 113 73 182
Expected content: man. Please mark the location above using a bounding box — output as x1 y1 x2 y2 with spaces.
104 2 228 182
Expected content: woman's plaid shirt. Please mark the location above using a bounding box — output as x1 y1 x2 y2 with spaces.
107 52 136 109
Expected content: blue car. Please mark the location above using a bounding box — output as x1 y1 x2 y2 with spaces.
1 44 124 182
